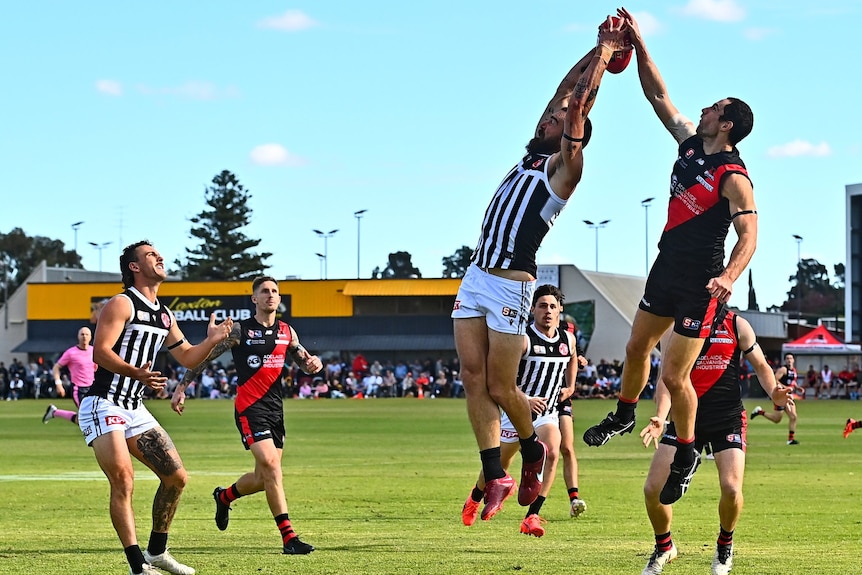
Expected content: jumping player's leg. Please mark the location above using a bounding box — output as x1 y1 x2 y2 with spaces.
455 318 500 453
618 310 671 404
583 309 670 447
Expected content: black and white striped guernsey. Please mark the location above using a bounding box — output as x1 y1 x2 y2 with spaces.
90 286 173 409
517 323 573 417
471 153 567 277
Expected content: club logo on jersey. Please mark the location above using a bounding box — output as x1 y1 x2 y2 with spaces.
559 343 569 356
105 415 126 426
685 148 695 159
452 300 461 311
696 158 705 165
248 329 263 338
161 312 171 328
682 317 701 330
532 157 546 169
533 345 547 355
247 355 262 369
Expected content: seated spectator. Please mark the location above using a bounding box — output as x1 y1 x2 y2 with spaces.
415 371 431 398
450 371 464 398
298 381 313 399
7 373 24 401
314 377 330 399
402 371 418 397
818 365 834 399
362 373 380 398
380 370 397 398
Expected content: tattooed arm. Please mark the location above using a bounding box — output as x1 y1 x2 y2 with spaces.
548 16 627 201
171 321 241 415
287 326 323 375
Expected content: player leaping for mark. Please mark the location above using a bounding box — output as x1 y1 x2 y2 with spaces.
583 7 757 507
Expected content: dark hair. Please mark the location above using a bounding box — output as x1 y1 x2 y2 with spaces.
532 284 564 305
120 240 152 288
720 97 753 145
252 275 279 292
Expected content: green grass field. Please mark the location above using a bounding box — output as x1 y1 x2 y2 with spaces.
1 397 861 574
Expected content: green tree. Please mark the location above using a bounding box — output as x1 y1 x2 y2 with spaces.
442 245 473 278
175 170 272 280
0 228 80 305
372 251 422 279
783 258 844 319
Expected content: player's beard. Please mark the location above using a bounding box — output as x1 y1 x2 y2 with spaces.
526 135 560 156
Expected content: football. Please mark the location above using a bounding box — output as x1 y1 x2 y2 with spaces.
600 15 633 74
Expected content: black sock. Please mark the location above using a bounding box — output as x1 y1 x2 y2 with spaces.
568 487 579 500
471 485 484 502
527 495 546 517
147 531 168 556
673 443 695 466
616 399 637 420
71 414 78 424
718 526 734 546
125 545 146 573
519 433 543 462
480 447 505 481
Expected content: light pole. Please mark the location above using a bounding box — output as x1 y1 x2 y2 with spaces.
88 241 112 272
71 221 84 255
354 209 367 279
315 252 326 280
312 229 339 279
793 234 803 324
641 198 654 277
583 219 610 272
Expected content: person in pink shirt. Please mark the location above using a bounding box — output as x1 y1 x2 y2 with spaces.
43 326 96 424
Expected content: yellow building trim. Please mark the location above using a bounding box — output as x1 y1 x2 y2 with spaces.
342 279 461 296
27 279 354 320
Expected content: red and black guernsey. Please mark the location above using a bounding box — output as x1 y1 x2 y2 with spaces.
690 311 744 432
658 135 752 278
231 318 292 414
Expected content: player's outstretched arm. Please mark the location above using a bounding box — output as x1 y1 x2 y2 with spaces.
618 7 694 143
549 18 627 198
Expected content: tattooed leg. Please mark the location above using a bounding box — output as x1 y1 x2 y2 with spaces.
130 427 188 532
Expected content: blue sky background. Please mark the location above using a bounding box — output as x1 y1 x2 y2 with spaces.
3 1 858 310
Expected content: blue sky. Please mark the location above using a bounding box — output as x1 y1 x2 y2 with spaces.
3 1 858 311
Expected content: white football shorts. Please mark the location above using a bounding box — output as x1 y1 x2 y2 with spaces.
78 395 159 446
451 263 535 335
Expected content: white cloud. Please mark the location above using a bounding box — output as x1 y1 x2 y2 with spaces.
135 82 241 100
679 0 746 22
767 140 831 158
95 79 123 96
249 144 306 167
257 10 317 31
743 27 775 40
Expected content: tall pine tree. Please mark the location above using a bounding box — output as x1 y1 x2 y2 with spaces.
176 170 272 280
